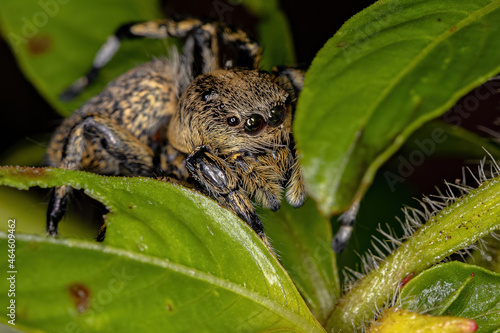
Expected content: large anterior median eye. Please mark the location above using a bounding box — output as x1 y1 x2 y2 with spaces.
244 114 265 134
267 105 286 127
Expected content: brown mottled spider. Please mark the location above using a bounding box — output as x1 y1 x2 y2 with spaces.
46 17 306 246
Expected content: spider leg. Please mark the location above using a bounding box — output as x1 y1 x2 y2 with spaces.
332 202 360 253
46 185 70 237
270 67 307 208
273 66 305 89
218 25 261 69
61 18 262 100
182 22 262 75
60 18 203 100
156 143 189 181
46 114 154 236
272 66 306 112
285 149 306 208
186 145 265 238
227 147 293 212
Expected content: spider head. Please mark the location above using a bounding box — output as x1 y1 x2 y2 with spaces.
169 69 293 156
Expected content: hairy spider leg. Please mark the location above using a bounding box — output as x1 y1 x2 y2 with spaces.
227 147 292 212
271 66 306 112
46 114 155 236
284 150 306 208
186 145 265 236
270 66 307 208
332 201 360 253
60 18 262 101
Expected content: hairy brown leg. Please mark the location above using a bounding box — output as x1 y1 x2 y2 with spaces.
271 66 307 208
60 18 262 100
227 147 294 212
46 114 154 236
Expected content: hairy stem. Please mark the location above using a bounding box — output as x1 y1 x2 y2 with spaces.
326 176 500 332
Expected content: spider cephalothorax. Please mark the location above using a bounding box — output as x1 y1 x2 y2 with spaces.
46 16 306 247
170 69 293 156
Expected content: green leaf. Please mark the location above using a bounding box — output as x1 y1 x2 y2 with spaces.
0 166 324 332
260 199 340 324
0 0 164 116
402 120 500 159
401 262 500 333
325 173 500 332
295 0 500 216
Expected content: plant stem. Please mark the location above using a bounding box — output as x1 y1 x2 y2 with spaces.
326 177 500 332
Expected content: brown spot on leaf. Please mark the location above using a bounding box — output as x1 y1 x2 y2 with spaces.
27 241 39 251
27 35 52 55
69 283 90 313
336 41 348 48
437 18 442 22
165 300 175 313
449 25 457 32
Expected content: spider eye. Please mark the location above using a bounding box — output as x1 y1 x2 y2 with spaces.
268 105 286 127
202 90 214 102
227 116 240 126
244 114 265 134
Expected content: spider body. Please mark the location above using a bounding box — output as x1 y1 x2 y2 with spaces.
46 17 306 244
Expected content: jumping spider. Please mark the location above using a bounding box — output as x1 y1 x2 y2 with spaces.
46 17 307 246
